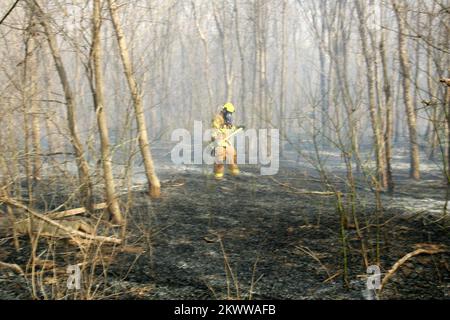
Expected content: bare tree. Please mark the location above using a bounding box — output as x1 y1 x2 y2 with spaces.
279 0 287 156
191 1 214 109
108 0 161 198
392 0 421 180
355 0 387 188
28 0 94 210
28 13 42 182
212 1 234 102
379 23 395 193
91 0 123 224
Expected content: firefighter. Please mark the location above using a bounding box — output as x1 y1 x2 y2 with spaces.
211 103 240 180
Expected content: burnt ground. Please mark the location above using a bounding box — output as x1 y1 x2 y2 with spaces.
1 152 450 300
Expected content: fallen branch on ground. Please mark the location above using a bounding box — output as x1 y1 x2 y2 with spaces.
380 244 447 291
48 202 107 219
0 197 121 245
269 177 337 196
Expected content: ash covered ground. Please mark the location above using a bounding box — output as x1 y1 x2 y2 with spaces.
1 145 449 300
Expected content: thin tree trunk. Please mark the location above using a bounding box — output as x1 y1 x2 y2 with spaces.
234 0 246 123
6 111 21 197
0 158 20 250
446 80 450 183
380 28 395 193
42 48 55 157
393 1 420 180
108 0 161 198
92 0 123 224
279 0 287 156
22 10 36 203
444 26 450 182
412 10 421 118
319 0 330 145
191 1 213 109
394 72 402 144
355 0 387 188
251 1 259 129
22 88 33 204
257 0 268 127
29 15 42 181
334 2 361 173
425 11 438 160
28 0 94 210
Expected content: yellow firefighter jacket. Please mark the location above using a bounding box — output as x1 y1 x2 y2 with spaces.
211 114 237 147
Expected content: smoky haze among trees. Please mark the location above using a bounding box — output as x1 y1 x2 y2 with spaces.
1 0 449 182
0 0 449 300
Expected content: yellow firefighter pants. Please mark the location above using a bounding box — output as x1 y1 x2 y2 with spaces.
214 145 240 179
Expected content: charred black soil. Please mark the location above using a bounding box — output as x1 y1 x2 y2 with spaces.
1 164 449 300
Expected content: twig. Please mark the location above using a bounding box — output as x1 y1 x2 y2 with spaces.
323 271 342 283
269 177 337 196
380 245 447 291
37 152 76 157
359 216 397 231
296 245 331 278
0 261 24 275
0 0 20 25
